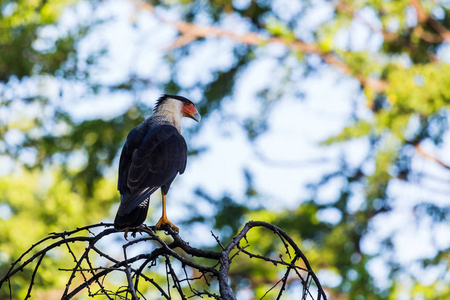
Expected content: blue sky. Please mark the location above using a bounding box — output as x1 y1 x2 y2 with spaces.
2 0 450 296
76 0 449 293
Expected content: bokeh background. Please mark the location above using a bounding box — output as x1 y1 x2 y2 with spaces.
1 0 450 298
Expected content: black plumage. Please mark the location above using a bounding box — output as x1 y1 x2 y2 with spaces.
114 95 199 231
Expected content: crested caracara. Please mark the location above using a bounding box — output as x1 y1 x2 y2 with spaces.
114 94 201 232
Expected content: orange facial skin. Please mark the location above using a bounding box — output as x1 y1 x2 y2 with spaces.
182 103 201 122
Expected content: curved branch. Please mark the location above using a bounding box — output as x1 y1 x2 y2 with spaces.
1 221 327 300
414 144 450 170
129 0 386 93
410 0 450 42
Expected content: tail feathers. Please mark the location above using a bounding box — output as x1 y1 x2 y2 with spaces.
114 198 150 230
118 187 158 215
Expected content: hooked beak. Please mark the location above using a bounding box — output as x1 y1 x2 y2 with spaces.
183 102 201 122
192 112 201 122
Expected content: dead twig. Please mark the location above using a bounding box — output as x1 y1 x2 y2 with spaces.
0 221 326 300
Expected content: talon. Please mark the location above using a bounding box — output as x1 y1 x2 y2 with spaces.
155 217 179 232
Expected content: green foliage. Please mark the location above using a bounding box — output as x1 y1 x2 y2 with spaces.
0 0 77 80
323 120 373 144
387 64 450 116
0 169 117 299
1 0 450 298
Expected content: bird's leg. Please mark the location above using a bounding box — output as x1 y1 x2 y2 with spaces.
155 193 179 232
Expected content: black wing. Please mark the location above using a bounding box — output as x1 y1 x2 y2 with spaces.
117 124 187 215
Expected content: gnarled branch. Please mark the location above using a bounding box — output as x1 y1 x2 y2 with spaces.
0 221 327 299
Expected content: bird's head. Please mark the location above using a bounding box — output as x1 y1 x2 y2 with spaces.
154 94 201 122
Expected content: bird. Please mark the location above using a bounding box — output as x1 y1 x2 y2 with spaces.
114 94 201 232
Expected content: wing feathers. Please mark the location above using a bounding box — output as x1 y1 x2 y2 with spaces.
125 126 187 191
116 123 187 223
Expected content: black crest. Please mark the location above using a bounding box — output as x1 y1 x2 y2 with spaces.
154 94 193 112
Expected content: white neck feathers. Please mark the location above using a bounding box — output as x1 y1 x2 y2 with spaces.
153 98 183 132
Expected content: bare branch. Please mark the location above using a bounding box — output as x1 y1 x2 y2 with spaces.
129 0 387 93
1 221 327 300
123 244 139 300
410 0 450 42
415 144 450 170
25 253 44 300
211 231 225 250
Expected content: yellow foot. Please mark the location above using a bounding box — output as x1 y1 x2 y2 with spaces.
155 217 179 232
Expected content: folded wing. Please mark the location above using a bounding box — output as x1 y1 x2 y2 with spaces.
117 124 187 216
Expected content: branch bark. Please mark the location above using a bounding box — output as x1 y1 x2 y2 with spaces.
410 0 450 42
129 0 387 93
414 144 450 170
0 221 327 300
